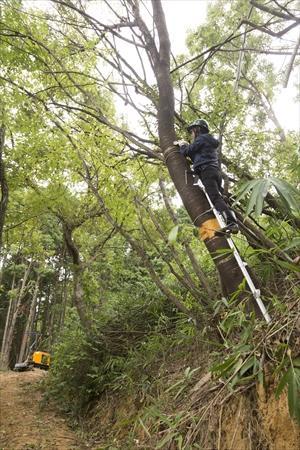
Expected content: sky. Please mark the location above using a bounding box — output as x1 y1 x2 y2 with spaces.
162 0 299 133
25 0 300 133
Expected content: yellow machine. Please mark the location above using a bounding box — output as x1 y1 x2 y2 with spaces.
14 351 50 371
32 351 51 370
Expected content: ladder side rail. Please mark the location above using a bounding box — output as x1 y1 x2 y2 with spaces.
225 237 271 323
196 179 271 323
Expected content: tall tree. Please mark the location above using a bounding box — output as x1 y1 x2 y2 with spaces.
0 125 8 249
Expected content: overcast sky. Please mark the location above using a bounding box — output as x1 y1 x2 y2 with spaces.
162 0 299 132
26 0 299 132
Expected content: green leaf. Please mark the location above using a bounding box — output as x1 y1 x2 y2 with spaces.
234 177 300 218
292 358 300 369
258 366 264 386
276 260 300 273
272 178 300 214
245 181 259 215
287 368 300 422
275 369 289 399
155 432 177 449
229 373 240 389
240 356 257 377
177 435 183 450
168 225 179 243
234 180 259 203
255 179 271 216
283 238 300 251
211 355 238 377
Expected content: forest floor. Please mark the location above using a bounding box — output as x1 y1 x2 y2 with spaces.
0 369 88 450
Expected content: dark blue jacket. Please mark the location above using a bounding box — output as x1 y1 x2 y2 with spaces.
180 133 219 170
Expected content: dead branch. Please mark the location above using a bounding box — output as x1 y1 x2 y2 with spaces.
283 31 300 87
250 0 300 21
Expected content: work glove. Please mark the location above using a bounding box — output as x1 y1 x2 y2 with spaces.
174 140 189 147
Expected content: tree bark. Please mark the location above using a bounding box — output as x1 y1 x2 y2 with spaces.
62 221 92 330
0 273 16 369
0 125 9 250
0 262 32 369
147 0 259 315
18 274 40 363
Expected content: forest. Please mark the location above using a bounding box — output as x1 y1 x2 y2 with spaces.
0 0 299 449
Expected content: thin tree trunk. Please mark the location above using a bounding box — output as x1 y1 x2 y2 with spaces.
0 262 32 369
0 125 9 250
159 179 214 298
138 211 204 303
87 184 198 323
59 264 68 331
18 274 40 363
40 289 51 341
0 273 16 369
62 221 92 329
137 199 209 305
48 307 56 347
0 252 7 286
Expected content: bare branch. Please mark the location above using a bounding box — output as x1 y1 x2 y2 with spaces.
283 31 300 87
241 19 300 37
234 6 254 92
240 73 286 142
128 0 159 67
250 0 300 20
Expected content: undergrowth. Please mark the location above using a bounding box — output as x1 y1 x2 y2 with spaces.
45 273 300 449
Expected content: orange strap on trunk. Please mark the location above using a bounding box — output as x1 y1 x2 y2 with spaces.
199 218 221 241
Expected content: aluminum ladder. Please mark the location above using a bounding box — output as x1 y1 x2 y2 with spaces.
195 176 271 324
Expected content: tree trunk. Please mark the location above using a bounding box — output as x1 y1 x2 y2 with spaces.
0 262 32 369
59 263 68 332
0 273 16 369
18 274 40 363
0 125 9 250
148 0 261 315
62 221 92 329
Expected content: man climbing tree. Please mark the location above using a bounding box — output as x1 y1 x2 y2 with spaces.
175 119 239 234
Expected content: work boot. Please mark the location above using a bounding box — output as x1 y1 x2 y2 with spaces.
216 210 239 236
225 210 239 234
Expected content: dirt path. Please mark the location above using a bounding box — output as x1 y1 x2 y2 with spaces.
0 369 88 450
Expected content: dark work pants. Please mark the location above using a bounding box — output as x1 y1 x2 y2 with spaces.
194 166 230 215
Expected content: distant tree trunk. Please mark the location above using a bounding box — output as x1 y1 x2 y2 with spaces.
48 307 56 347
0 252 7 286
0 273 16 368
40 289 50 340
0 262 32 369
0 125 9 250
62 221 92 329
59 264 69 331
18 274 40 363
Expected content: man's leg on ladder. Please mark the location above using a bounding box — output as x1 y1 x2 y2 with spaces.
198 168 239 234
